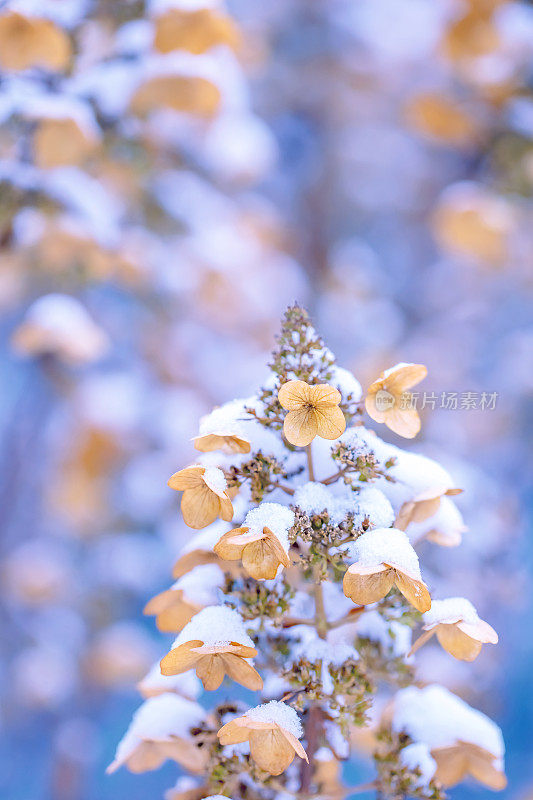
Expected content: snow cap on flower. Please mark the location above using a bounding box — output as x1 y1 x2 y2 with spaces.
144 564 224 632
365 362 427 438
160 606 261 691
391 685 506 790
410 597 498 661
343 528 431 612
278 380 346 447
217 700 308 775
168 464 233 529
193 398 253 454
106 693 207 774
214 502 294 580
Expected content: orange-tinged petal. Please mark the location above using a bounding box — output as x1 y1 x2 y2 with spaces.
160 640 202 675
457 618 498 644
314 404 346 440
193 433 250 454
242 539 283 580
196 653 225 690
219 495 234 522
385 364 427 394
217 717 251 745
281 729 309 762
283 407 318 447
278 380 312 410
143 588 179 616
249 727 296 775
156 601 197 634
364 392 387 424
310 384 342 407
168 466 204 490
393 570 431 613
221 653 263 690
181 485 219 529
214 529 248 561
432 745 469 786
343 564 395 605
384 406 421 439
465 744 507 790
436 624 483 661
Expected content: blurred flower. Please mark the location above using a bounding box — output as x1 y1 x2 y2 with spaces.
411 597 498 661
364 362 427 438
0 12 71 71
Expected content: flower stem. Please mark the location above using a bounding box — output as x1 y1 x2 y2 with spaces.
321 467 349 485
306 443 315 482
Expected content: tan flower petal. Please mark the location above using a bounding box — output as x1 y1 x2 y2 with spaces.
249 727 297 775
168 466 204 490
283 407 318 447
221 653 263 690
126 741 167 773
310 384 342 407
364 393 387 424
196 653 226 690
264 528 291 568
193 433 250 454
432 745 469 786
156 601 197 634
408 627 436 656
242 539 283 580
217 717 251 745
160 640 203 675
315 404 346 440
214 528 249 560
172 550 219 578
385 364 427 394
228 642 258 659
465 744 507 790
343 564 395 605
393 570 432 613
278 380 312 410
457 618 498 644
384 406 421 439
143 588 178 616
219 495 234 522
281 729 309 763
436 624 483 661
181 485 219 529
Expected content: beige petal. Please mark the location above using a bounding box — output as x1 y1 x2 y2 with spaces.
214 529 248 561
436 624 483 661
384 406 421 439
310 384 342 407
364 392 387 424
242 539 283 580
464 744 507 790
196 653 226 690
229 642 258 659
126 741 167 773
193 433 250 454
385 364 427 394
249 728 296 775
408 627 436 656
278 380 312 410
343 564 395 605
221 653 263 690
217 717 251 745
281 729 309 763
160 640 202 675
315 404 346 440
162 738 209 774
168 466 204 490
393 570 432 613
457 618 498 644
283 407 318 447
432 745 469 786
143 588 179 616
181 485 219 529
156 601 197 634
172 550 219 578
264 528 291 568
219 494 234 522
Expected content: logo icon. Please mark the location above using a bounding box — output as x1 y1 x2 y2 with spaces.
375 389 395 412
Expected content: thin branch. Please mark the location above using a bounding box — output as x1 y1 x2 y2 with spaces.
328 607 366 629
306 443 315 482
343 780 379 796
271 481 295 496
321 467 350 485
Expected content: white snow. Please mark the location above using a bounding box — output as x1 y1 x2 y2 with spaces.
172 605 255 649
139 662 202 698
400 742 437 786
423 598 480 628
112 693 205 764
392 685 505 759
337 426 379 458
202 466 228 495
197 398 252 439
381 362 416 380
356 610 412 657
173 563 224 606
245 701 303 738
330 366 363 401
287 625 359 694
178 520 231 555
243 503 294 550
293 481 389 528
355 487 395 529
351 528 421 577
404 496 465 545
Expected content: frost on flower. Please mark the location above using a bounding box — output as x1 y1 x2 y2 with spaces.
194 398 254 454
343 528 431 612
107 693 207 774
400 742 437 787
392 685 506 789
167 464 233 529
411 597 498 661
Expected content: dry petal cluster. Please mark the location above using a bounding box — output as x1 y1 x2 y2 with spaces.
365 363 427 438
278 380 346 446
168 466 233 529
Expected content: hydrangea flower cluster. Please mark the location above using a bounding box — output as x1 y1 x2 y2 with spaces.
111 306 505 799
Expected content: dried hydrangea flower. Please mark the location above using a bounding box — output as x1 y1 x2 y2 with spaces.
364 362 427 438
106 694 207 775
411 597 498 661
395 485 462 530
160 606 262 691
193 400 252 454
144 564 224 633
217 701 308 775
168 465 233 529
214 503 294 580
278 380 346 447
343 528 431 612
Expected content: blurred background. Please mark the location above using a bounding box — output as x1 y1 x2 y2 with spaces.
0 0 531 798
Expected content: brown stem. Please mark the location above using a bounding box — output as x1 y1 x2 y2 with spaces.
321 467 349 486
271 481 295 496
328 607 366 629
306 443 315 482
299 704 323 796
281 616 316 628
